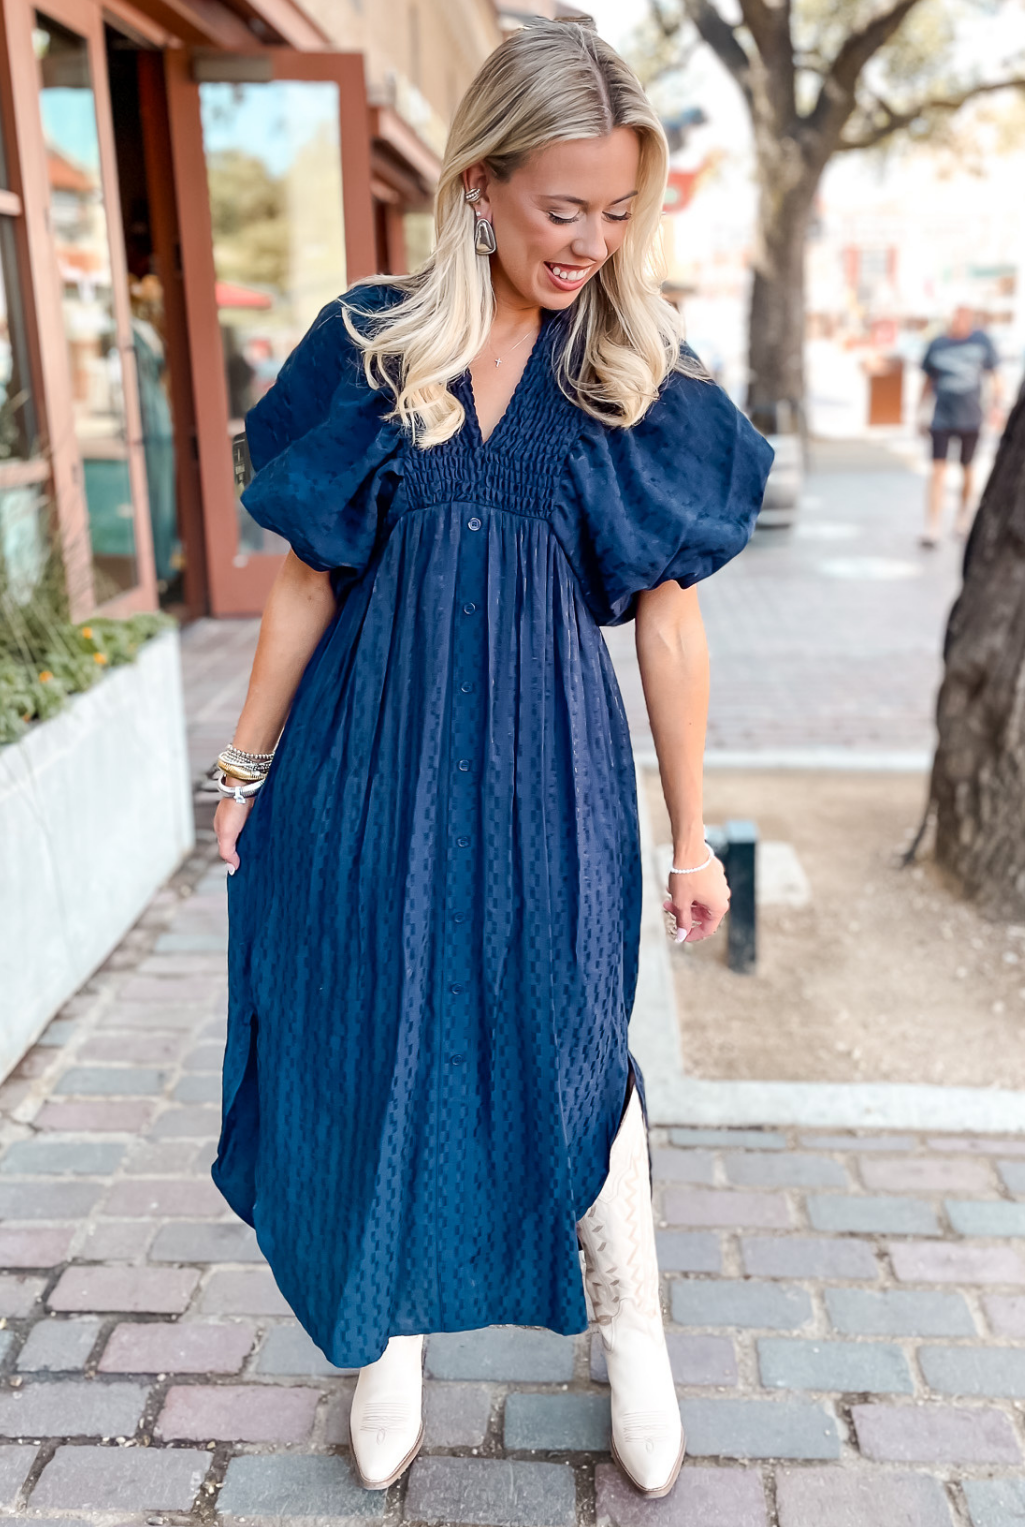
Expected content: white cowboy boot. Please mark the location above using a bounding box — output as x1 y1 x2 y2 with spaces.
349 1334 425 1489
577 1086 685 1497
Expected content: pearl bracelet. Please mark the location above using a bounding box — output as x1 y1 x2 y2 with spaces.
670 845 715 875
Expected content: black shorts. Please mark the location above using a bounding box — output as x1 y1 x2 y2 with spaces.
931 428 979 465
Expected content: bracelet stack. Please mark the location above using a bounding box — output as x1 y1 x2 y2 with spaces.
217 744 276 782
214 743 277 803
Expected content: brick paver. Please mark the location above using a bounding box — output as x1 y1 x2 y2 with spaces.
98 1317 256 1372
1 639 1024 1522
775 1467 954 1527
17 1316 102 1370
27 1444 210 1510
0 1447 36 1508
406 1457 577 1527
963 1479 1025 1527
155 1380 320 1442
595 1462 767 1527
217 1452 384 1518
851 1403 1021 1464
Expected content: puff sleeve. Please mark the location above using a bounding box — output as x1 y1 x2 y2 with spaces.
240 287 404 575
554 359 774 625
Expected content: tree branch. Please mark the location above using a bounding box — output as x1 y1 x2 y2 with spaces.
826 0 924 97
804 0 925 150
677 0 753 95
737 0 796 121
736 0 775 54
837 75 1025 150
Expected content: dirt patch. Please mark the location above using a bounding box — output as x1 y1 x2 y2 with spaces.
642 768 1025 1087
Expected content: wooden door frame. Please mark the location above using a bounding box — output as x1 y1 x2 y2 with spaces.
136 47 208 618
2 0 93 615
165 47 375 617
0 4 54 540
4 0 158 617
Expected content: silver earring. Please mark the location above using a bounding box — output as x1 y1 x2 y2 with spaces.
464 187 481 204
474 216 497 256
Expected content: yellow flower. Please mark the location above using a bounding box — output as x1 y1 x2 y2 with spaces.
81 626 92 639
93 652 108 666
38 671 53 682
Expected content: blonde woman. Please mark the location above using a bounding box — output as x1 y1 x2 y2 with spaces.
211 17 771 1502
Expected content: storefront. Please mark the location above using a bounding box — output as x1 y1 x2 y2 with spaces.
0 0 391 620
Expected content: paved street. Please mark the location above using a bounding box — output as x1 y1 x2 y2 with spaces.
0 851 1022 1522
609 435 979 759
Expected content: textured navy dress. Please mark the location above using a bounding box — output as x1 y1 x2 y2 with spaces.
212 283 772 1368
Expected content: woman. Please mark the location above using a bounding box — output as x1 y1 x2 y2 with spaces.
211 18 772 1502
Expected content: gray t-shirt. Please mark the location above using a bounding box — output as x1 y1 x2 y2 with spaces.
922 330 999 431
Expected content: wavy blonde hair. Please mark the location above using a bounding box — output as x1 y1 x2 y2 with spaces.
342 18 703 447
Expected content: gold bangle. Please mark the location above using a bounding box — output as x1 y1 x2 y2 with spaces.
217 757 267 783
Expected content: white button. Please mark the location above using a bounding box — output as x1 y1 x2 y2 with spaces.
467 517 482 531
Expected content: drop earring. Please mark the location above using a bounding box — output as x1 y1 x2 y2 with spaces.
473 215 497 256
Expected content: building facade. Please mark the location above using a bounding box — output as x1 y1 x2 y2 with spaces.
0 0 501 622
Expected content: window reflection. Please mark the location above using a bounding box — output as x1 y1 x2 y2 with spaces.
0 120 38 463
198 80 347 554
35 12 137 597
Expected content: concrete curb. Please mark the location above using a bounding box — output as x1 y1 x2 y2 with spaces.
629 757 1025 1134
633 747 933 773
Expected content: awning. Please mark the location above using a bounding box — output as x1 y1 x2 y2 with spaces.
215 281 274 310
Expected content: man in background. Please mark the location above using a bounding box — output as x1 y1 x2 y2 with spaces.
918 303 1003 546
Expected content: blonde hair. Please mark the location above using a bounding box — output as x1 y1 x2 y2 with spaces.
342 19 703 447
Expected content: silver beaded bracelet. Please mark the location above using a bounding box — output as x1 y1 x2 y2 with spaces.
222 743 276 765
670 845 715 875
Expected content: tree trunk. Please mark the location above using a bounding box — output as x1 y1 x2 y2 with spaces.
745 151 817 433
930 384 1025 914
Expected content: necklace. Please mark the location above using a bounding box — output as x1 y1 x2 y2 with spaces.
487 321 539 368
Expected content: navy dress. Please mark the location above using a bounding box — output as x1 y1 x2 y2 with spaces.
212 284 772 1368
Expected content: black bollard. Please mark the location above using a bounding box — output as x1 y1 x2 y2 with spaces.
724 819 757 974
704 821 758 974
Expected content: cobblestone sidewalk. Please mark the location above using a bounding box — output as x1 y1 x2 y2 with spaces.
0 843 1022 1524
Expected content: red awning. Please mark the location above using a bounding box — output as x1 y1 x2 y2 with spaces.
215 281 274 310
663 168 702 214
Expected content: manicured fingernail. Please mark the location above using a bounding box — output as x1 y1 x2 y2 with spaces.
675 928 687 943
227 865 235 876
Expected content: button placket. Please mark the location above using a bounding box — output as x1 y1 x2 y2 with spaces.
440 503 488 1167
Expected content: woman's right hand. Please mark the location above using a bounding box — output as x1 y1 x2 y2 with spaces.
214 796 253 874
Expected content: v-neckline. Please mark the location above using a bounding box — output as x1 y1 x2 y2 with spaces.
462 313 550 451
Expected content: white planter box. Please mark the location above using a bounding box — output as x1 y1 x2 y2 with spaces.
0 629 193 1079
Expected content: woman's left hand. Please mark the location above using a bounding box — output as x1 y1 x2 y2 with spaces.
663 857 731 944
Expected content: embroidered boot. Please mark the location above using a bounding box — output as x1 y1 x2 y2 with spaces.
349 1333 425 1489
577 1086 685 1497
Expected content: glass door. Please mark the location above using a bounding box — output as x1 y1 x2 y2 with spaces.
30 0 154 612
167 50 375 616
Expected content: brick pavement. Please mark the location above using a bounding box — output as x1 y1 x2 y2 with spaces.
0 852 1023 1523
607 436 973 757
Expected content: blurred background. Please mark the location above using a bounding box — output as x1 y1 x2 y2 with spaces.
2 0 1024 1094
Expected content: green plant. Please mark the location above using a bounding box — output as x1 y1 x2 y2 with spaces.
0 539 175 746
